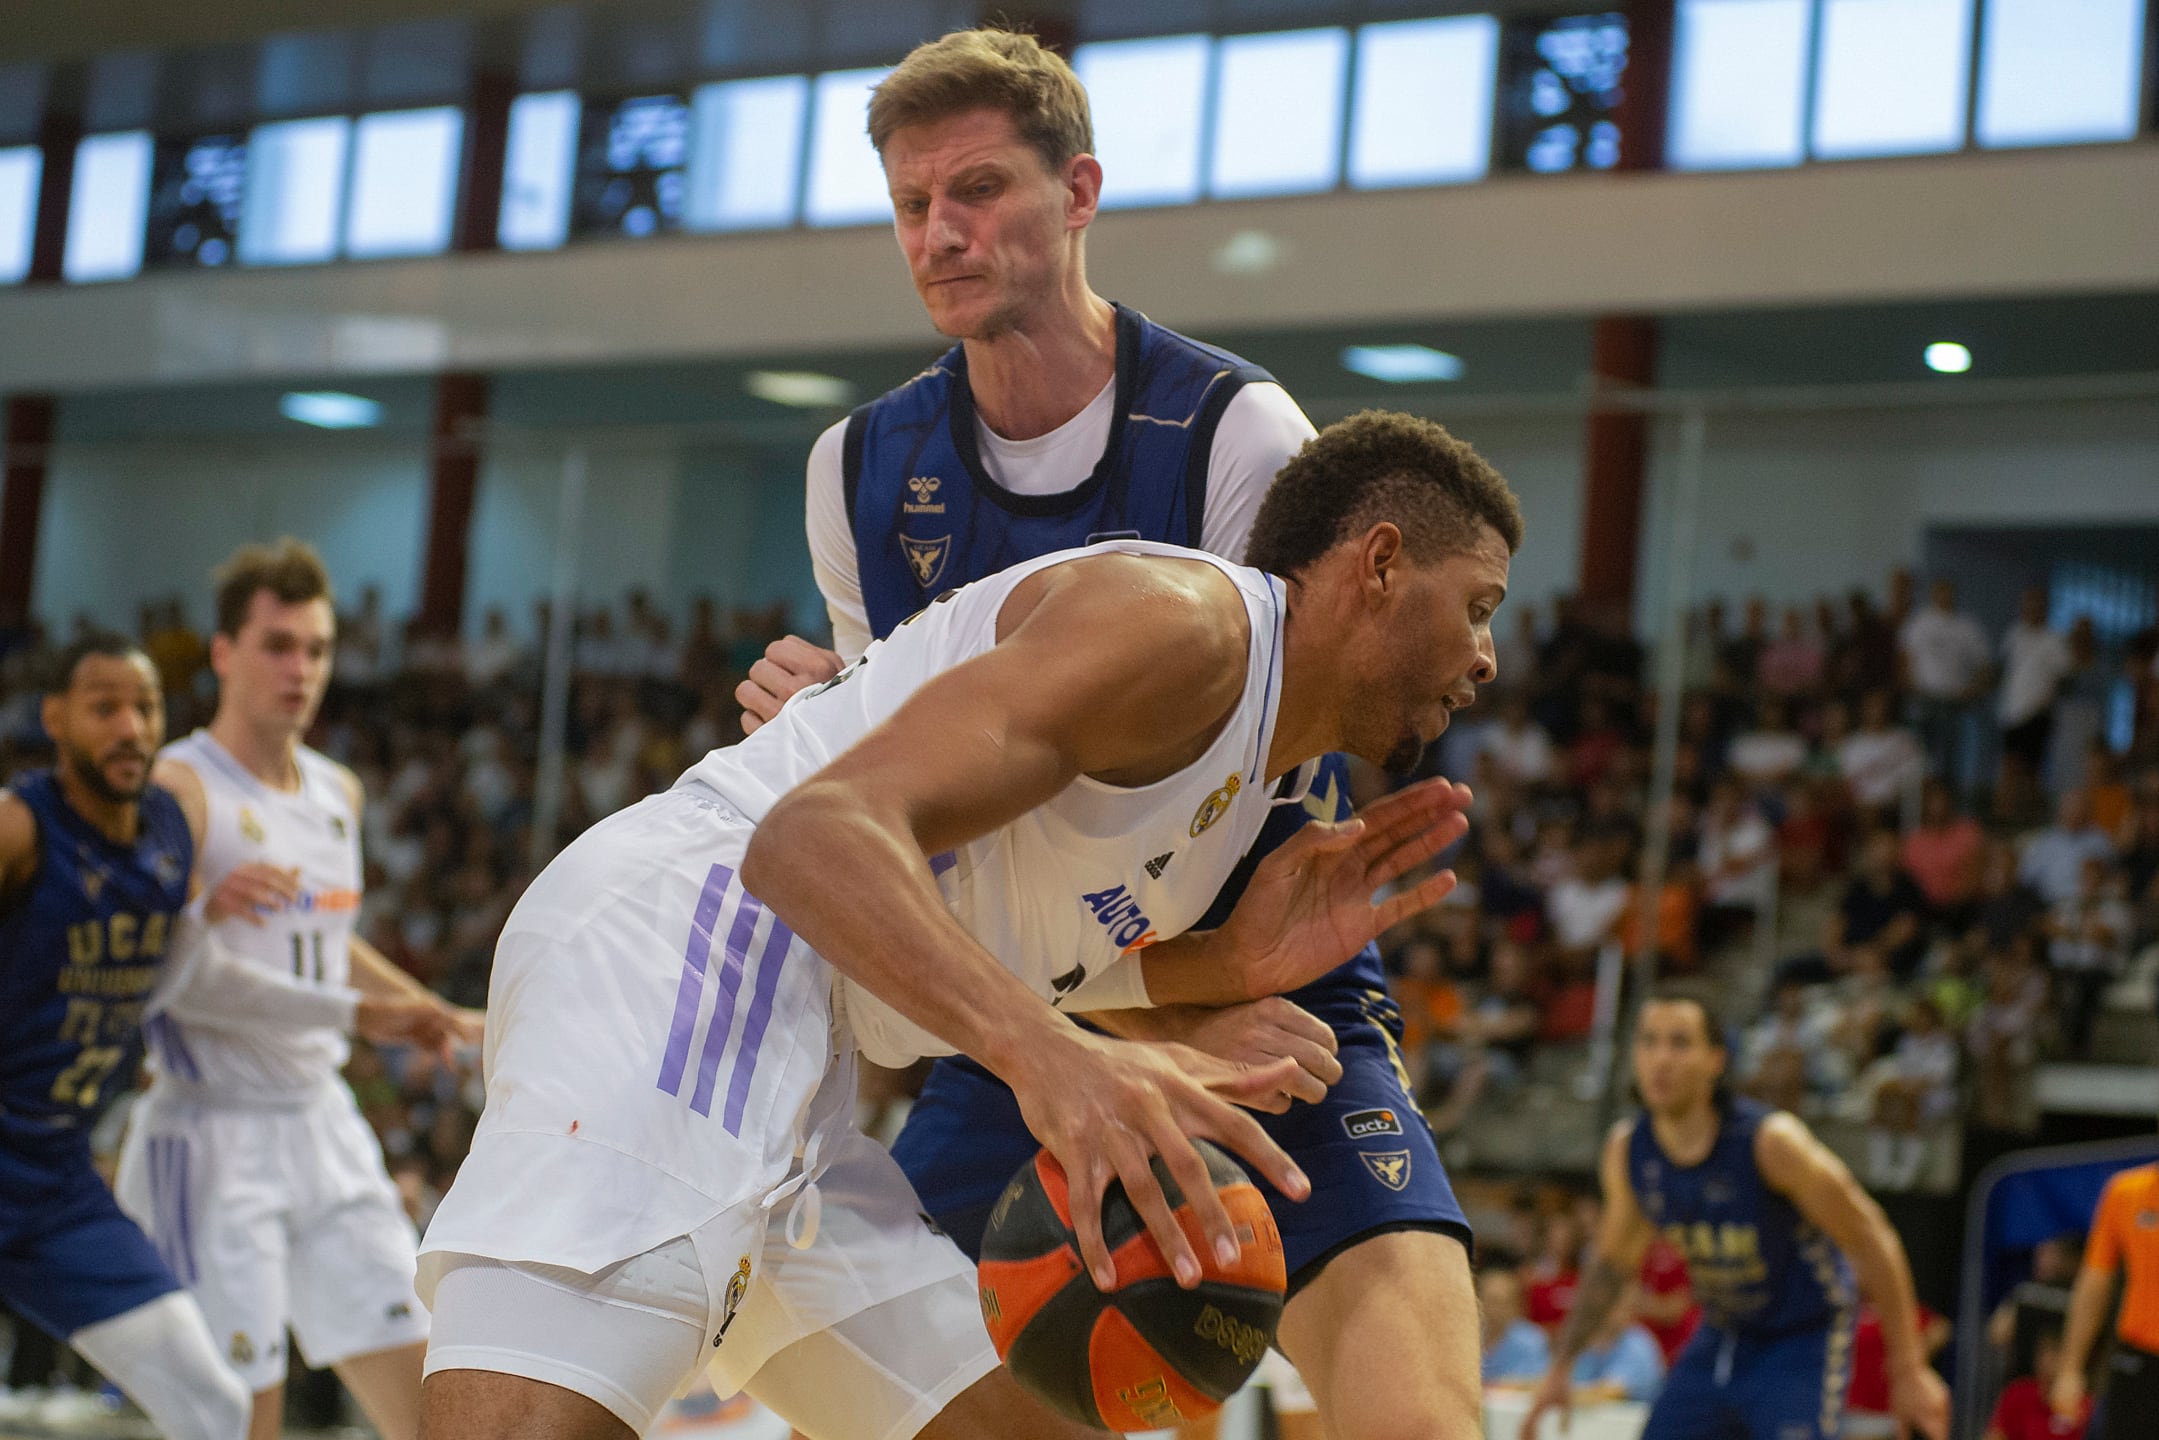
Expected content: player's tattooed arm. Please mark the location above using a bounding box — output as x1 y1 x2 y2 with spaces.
1553 1257 1632 1363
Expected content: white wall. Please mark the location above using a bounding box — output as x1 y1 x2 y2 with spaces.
35 438 429 631
1632 396 2159 625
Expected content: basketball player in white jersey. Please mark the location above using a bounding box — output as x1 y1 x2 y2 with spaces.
116 540 480 1440
417 410 1519 1440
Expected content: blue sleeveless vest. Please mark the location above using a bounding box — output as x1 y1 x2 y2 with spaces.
1627 1097 1855 1335
844 302 1275 639
0 771 192 1153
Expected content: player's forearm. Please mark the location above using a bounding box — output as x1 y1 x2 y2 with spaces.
1137 931 1246 1007
155 921 357 1033
348 934 434 1002
1552 1257 1631 1365
1848 1202 1930 1375
2057 1267 2113 1377
741 789 1074 1080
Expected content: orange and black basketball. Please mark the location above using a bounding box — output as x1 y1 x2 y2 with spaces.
976 1141 1287 1432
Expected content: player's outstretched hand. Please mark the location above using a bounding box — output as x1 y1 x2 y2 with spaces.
737 635 843 734
355 996 459 1055
1008 1028 1310 1296
1215 776 1474 1000
1162 997 1341 1111
204 862 301 926
1892 1365 1951 1440
1520 1365 1575 1438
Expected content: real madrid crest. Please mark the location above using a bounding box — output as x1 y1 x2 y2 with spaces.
239 807 266 844
1189 774 1241 838
714 1255 752 1347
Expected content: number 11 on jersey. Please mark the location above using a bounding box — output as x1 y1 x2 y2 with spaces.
291 931 325 981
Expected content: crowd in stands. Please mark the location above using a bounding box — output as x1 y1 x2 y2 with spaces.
1384 570 2159 1193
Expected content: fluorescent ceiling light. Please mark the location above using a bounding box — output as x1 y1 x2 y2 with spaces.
280 391 382 428
1924 341 1972 374
746 370 855 407
1340 344 1465 383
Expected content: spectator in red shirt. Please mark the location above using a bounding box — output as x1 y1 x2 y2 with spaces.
1902 779 1985 929
1988 1331 2090 1440
1635 1235 1701 1365
1526 1210 1586 1331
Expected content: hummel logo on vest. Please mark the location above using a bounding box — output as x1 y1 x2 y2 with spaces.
1144 853 1173 879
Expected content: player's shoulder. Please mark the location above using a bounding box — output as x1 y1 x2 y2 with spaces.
1008 551 1252 685
0 785 39 870
298 745 364 812
1602 1116 1641 1164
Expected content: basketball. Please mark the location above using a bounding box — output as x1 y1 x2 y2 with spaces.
977 1141 1287 1432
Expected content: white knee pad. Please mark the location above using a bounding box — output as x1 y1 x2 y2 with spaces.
71 1291 252 1440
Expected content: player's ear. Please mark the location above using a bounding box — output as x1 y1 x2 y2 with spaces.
1361 523 1405 605
39 693 64 745
1066 153 1102 229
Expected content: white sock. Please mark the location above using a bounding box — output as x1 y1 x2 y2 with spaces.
70 1292 250 1440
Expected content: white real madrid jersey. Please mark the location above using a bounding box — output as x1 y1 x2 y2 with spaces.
151 731 363 1100
683 540 1299 1067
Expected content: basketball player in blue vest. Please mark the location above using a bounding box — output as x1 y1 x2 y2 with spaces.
739 28 1480 1437
1 636 447 1439
1522 995 1950 1440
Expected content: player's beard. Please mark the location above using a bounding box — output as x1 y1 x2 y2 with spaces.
65 740 150 804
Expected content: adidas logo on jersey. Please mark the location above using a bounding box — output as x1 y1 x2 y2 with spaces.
1144 852 1174 879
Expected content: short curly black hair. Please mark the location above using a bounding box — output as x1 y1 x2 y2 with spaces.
1244 410 1523 580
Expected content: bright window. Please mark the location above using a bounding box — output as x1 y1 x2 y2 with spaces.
687 74 808 231
239 116 351 265
345 107 464 258
1209 28 1350 199
0 146 41 283
1348 16 1499 189
499 91 579 250
1976 0 2146 149
804 67 892 228
1668 0 1811 170
1074 35 1212 209
63 132 152 283
1811 0 1974 159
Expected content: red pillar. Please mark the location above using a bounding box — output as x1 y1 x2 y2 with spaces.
1573 2 1673 619
27 110 80 284
0 396 56 623
417 374 487 636
452 70 514 254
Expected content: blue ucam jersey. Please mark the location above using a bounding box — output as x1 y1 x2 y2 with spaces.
847 301 1264 637
0 771 192 1157
846 302 1389 1024
1628 1097 1856 1336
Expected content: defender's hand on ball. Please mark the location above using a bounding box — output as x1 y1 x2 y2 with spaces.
1009 1026 1309 1295
1215 776 1473 1000
736 635 843 734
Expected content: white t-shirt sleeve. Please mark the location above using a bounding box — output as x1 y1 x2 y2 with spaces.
804 419 874 662
1198 381 1316 565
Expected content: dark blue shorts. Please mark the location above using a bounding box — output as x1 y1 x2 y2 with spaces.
891 1003 1472 1295
1646 1313 1855 1440
0 1138 182 1339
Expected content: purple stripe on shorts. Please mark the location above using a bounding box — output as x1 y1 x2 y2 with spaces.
928 850 957 878
721 915 795 1137
173 1137 197 1283
688 888 764 1118
655 864 733 1098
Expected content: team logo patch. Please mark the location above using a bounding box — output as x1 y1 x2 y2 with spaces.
900 534 951 588
714 1256 752 1347
1144 852 1174 879
904 476 945 514
80 866 103 904
1189 774 1242 838
152 850 183 887
2138 1209 2158 1230
1342 1107 1404 1140
1360 1151 1412 1191
386 1302 412 1321
329 815 347 839
239 807 266 844
230 1331 255 1366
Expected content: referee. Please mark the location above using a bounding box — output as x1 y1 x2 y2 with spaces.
2055 1160 2159 1438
